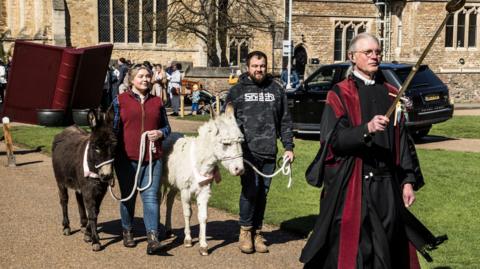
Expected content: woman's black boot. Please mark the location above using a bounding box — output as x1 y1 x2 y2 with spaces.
146 231 166 255
122 229 136 248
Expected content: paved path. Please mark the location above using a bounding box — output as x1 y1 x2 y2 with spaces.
415 136 480 152
413 107 480 152
0 142 305 269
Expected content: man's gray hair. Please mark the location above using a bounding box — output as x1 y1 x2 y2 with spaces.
347 32 381 55
346 32 381 76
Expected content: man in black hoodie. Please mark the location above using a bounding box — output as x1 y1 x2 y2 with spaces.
226 51 294 254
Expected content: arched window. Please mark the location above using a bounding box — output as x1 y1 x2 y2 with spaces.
229 40 239 66
98 0 168 45
333 20 368 62
228 37 250 66
445 6 479 49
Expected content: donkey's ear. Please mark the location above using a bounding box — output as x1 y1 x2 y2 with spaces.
224 102 235 118
87 109 98 128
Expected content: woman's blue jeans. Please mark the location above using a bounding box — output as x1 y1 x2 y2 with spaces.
115 156 162 234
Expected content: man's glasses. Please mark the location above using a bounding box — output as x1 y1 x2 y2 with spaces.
354 49 383 57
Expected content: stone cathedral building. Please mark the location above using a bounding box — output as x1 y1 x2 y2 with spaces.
1 0 479 102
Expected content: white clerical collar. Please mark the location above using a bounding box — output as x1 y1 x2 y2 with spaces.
353 70 376 85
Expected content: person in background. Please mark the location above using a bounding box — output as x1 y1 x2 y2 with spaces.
190 83 200 115
280 64 300 89
0 59 7 104
167 63 182 116
112 57 129 99
151 64 166 102
101 65 117 110
112 65 171 255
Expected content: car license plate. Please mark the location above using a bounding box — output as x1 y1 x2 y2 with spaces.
425 94 440 101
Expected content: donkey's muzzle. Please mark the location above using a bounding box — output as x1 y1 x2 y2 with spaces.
99 173 114 186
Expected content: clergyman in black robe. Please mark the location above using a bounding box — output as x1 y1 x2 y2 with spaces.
300 33 446 269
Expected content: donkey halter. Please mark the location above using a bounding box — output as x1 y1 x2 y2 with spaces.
217 137 244 161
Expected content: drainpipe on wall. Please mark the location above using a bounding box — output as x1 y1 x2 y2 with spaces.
375 0 392 61
52 0 66 46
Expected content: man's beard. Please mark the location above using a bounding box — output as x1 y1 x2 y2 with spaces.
249 72 266 84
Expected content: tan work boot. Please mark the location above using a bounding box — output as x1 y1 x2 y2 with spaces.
238 226 254 254
254 230 269 253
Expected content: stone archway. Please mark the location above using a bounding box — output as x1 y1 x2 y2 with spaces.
293 45 307 79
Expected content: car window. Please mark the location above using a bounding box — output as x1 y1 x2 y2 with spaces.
307 68 336 92
393 66 444 89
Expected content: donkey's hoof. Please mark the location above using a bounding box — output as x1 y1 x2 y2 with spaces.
92 243 101 251
184 239 193 248
63 228 71 236
199 247 209 256
84 234 92 243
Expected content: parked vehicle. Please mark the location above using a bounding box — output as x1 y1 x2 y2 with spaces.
286 62 454 138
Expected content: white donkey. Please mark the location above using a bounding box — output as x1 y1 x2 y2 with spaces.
162 104 244 256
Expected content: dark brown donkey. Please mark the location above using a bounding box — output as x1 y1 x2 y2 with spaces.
52 109 116 251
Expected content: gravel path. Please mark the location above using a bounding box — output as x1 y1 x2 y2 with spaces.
0 142 306 269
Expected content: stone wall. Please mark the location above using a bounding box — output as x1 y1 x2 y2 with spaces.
438 72 480 103
291 0 378 65
184 67 238 94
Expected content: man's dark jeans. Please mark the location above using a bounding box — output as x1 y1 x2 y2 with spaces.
239 154 276 229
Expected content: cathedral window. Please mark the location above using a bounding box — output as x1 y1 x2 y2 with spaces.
98 0 168 45
333 20 367 62
445 6 479 49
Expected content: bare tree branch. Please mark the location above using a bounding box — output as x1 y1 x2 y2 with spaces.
162 0 278 66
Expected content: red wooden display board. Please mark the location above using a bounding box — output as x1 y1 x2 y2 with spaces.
1 41 113 124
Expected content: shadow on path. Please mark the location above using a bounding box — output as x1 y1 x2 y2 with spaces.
0 146 43 156
96 217 303 255
280 215 318 237
414 135 456 144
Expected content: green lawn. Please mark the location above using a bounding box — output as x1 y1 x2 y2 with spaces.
173 114 211 122
1 119 479 267
429 115 480 139
212 141 480 268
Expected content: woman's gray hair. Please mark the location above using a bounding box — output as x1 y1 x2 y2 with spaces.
346 32 381 76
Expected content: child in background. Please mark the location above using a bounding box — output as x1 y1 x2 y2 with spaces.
191 84 200 115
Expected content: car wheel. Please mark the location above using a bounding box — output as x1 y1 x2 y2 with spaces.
412 127 431 140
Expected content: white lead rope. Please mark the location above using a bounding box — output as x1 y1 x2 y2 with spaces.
243 155 293 188
109 131 155 202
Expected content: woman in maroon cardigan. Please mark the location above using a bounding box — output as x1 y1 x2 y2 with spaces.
112 65 171 255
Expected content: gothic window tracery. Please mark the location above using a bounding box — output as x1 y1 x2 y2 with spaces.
333 20 367 62
98 0 167 45
445 6 479 49
228 37 250 66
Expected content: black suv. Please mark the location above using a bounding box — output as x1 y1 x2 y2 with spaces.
286 62 454 137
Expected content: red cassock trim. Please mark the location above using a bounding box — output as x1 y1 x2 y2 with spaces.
336 79 363 269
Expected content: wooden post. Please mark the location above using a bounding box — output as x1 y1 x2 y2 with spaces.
2 117 16 167
180 87 185 118
216 95 220 115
